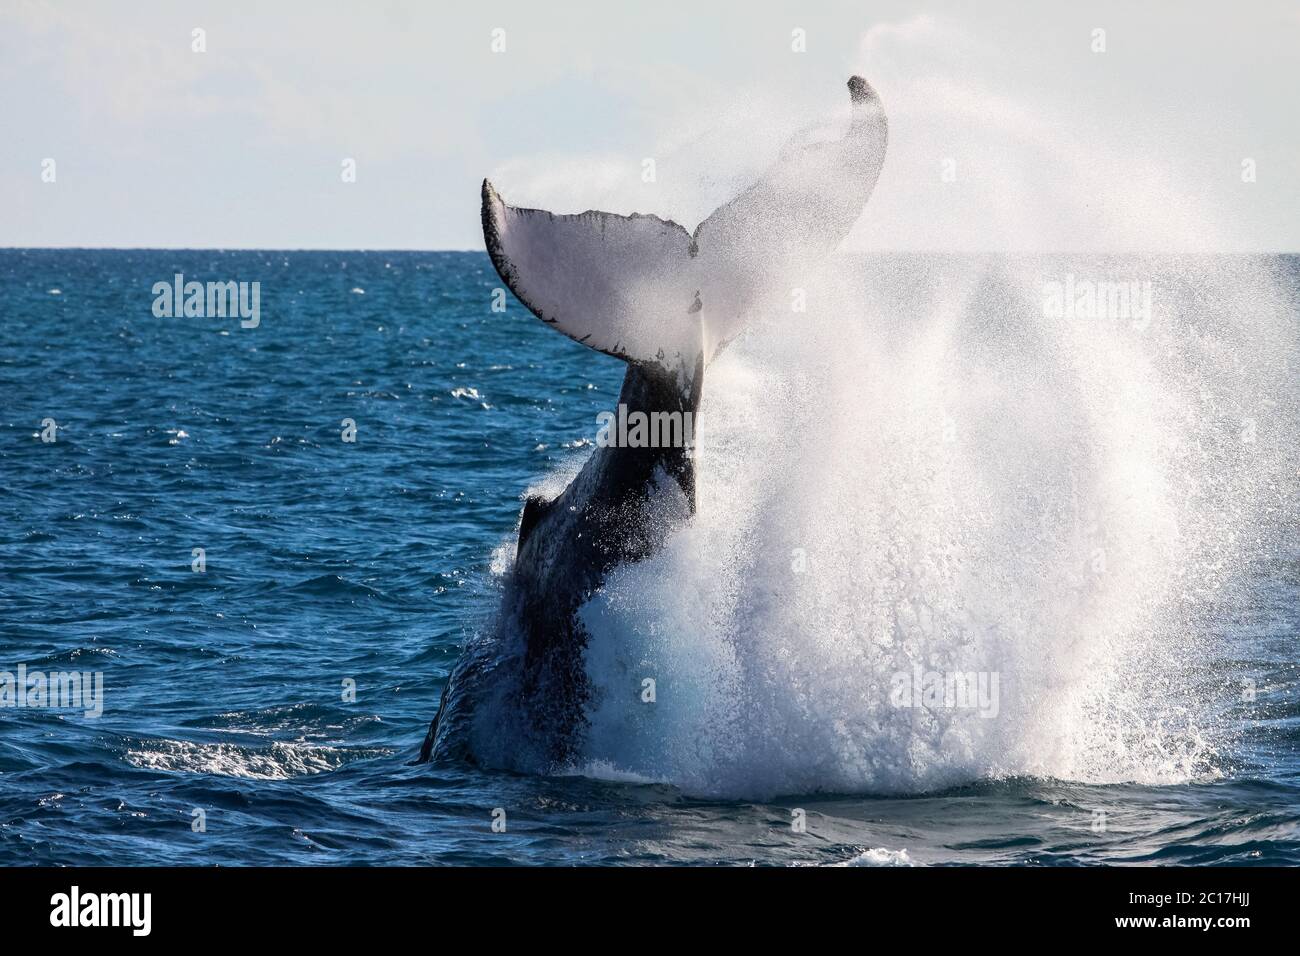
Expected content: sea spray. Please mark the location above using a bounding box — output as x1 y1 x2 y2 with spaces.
476 31 1299 796
574 252 1296 799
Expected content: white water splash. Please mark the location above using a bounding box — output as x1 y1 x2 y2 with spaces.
469 15 1300 800
577 251 1295 799
829 848 914 867
124 739 382 780
562 33 1299 796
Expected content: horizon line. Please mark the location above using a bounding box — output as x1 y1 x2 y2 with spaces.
2 246 1297 256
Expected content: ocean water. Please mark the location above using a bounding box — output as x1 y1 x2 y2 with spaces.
0 248 1296 866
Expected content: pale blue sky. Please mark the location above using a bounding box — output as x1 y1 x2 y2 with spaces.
3 0 1297 250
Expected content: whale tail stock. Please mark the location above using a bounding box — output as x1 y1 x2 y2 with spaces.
480 75 888 394
415 77 886 766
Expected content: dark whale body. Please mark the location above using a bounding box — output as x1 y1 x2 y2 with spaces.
418 358 700 766
419 77 888 770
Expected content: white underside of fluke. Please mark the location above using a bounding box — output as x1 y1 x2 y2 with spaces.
481 77 889 388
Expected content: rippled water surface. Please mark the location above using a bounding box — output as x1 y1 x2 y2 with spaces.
1 250 1296 865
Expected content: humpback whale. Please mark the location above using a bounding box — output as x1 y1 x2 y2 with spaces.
418 76 888 770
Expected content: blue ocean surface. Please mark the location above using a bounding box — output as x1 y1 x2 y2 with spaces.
0 249 1296 866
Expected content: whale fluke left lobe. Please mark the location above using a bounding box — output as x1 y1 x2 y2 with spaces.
482 179 702 386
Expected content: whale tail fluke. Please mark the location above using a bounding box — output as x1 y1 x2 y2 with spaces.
482 179 701 384
481 76 888 389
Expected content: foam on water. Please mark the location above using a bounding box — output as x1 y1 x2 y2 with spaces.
829 848 914 867
123 739 386 780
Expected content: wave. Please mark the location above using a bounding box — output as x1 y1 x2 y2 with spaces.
276 573 386 600
123 738 388 780
827 848 914 867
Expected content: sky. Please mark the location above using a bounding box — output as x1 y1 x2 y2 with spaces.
2 0 1297 251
